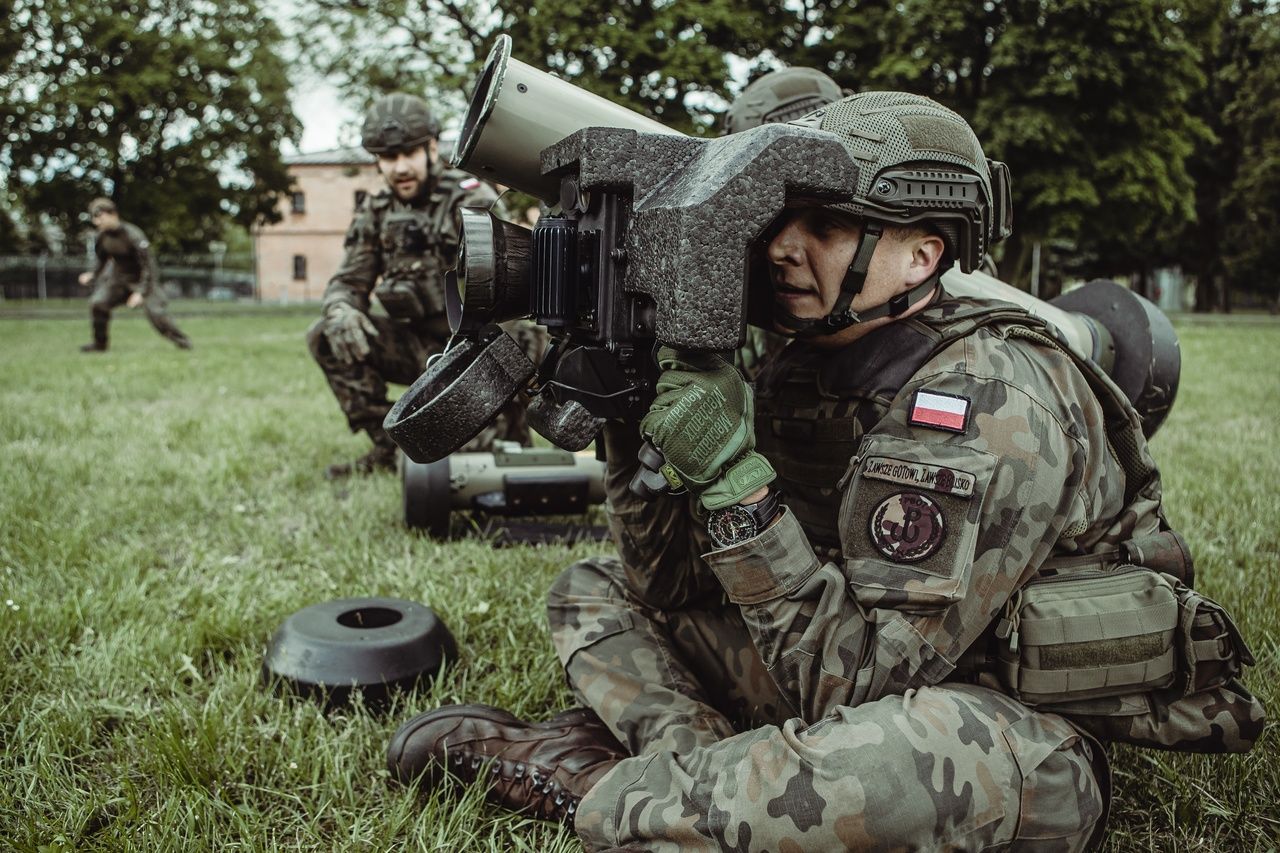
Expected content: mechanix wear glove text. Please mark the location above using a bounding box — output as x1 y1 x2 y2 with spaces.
323 302 379 365
640 347 776 511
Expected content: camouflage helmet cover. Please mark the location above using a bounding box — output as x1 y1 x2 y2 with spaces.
361 93 441 154
723 67 844 134
793 91 1013 272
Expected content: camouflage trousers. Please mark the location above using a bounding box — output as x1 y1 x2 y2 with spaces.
90 278 191 348
548 557 1107 852
306 315 544 448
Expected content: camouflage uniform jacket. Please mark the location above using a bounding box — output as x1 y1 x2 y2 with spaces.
320 167 497 323
92 222 159 295
615 293 1164 724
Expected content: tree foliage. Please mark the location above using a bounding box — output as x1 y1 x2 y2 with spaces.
0 0 300 252
1217 5 1280 302
745 0 1209 292
302 0 764 133
303 0 1275 298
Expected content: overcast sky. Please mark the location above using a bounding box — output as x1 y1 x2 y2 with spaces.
267 0 359 154
289 80 359 155
271 3 755 155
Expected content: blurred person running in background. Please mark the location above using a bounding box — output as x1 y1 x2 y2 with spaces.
78 198 192 353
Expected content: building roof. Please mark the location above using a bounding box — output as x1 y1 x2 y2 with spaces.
285 148 376 166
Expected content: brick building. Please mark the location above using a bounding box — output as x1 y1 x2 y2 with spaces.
253 148 383 302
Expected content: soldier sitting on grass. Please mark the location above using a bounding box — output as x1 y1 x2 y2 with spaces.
384 93 1264 851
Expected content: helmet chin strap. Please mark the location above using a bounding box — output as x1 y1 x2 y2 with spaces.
411 157 437 205
774 220 939 339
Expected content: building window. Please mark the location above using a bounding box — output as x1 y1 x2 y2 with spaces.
290 191 306 214
292 254 306 281
354 189 368 209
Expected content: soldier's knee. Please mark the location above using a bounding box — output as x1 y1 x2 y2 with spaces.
573 755 641 851
305 319 330 361
547 557 629 621
1012 736 1106 851
90 300 111 318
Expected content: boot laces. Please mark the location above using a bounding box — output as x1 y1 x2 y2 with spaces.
451 746 581 822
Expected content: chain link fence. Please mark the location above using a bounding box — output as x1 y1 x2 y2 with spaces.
0 254 256 301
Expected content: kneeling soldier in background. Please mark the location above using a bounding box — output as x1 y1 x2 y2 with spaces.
307 93 537 478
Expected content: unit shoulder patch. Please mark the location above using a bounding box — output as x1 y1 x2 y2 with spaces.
868 491 947 563
908 389 970 433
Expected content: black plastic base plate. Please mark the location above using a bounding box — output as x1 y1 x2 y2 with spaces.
261 597 457 713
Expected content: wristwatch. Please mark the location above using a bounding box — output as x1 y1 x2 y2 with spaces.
707 489 785 550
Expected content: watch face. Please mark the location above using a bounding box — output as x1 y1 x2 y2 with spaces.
708 505 757 549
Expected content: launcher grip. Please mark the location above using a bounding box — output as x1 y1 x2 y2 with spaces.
628 441 673 500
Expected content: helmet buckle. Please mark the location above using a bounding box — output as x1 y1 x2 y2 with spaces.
887 291 911 317
828 307 857 329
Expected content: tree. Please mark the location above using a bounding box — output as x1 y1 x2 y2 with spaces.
302 0 488 125
302 0 763 133
1166 0 1280 312
0 0 300 253
1219 6 1280 306
0 207 23 255
303 0 1255 299
752 0 1207 293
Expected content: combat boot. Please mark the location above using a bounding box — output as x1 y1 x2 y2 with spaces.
79 342 108 353
324 429 398 479
387 704 627 824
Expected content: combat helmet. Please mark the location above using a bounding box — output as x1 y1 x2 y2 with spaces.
767 92 1013 337
361 94 441 154
723 67 844 134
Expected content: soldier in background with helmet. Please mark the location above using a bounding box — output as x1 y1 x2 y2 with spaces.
385 92 1263 849
724 67 845 379
77 198 193 352
722 65 845 134
307 93 535 478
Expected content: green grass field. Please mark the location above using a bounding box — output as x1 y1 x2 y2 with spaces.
1 303 1277 851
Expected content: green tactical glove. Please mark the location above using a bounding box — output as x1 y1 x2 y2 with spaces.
324 302 379 365
639 346 776 511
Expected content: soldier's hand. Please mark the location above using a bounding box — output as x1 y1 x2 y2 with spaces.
126 292 144 309
78 272 93 286
640 346 775 511
323 302 379 365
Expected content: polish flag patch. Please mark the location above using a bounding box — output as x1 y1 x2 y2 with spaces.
460 177 481 190
909 390 971 433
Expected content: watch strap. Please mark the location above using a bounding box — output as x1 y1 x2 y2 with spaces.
708 488 785 548
744 487 784 530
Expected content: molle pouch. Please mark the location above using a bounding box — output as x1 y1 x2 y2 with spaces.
995 566 1180 705
373 278 428 320
382 210 433 256
1172 582 1253 697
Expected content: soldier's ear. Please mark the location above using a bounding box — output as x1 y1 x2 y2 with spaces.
905 232 946 285
427 138 440 163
